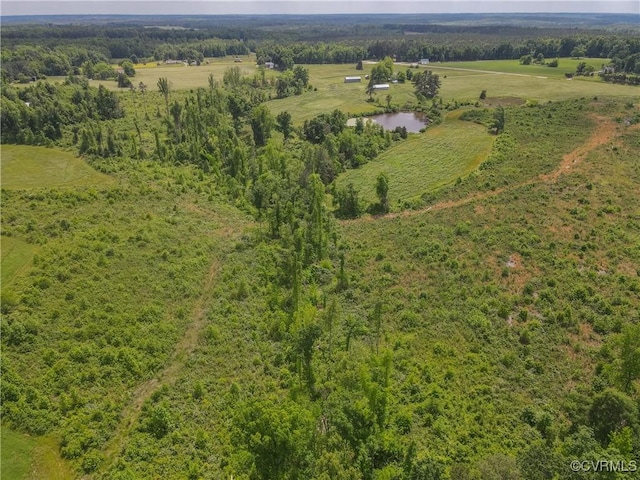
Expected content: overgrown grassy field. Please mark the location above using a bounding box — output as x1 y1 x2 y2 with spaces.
1 154 251 479
337 99 640 464
1 145 114 189
3 47 640 479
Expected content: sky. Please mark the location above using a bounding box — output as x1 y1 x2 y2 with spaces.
1 0 638 16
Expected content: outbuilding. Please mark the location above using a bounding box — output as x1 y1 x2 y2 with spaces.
344 76 362 83
372 84 390 90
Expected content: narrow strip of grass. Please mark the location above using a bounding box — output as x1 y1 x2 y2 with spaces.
1 236 39 286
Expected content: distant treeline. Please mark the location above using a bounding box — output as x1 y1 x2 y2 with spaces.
2 23 640 82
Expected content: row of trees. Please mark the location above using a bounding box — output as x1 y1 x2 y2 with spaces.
1 79 123 145
4 23 640 83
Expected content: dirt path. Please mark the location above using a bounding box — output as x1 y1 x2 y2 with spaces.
98 231 226 474
380 61 547 78
344 116 618 224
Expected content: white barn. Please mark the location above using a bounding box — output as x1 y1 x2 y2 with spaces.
344 76 362 83
372 84 390 90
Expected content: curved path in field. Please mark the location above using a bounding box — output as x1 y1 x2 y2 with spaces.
343 115 619 224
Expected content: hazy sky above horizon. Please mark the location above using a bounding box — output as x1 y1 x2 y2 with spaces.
2 0 638 16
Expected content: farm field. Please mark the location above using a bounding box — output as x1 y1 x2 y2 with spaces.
1 236 39 287
264 59 638 122
336 111 494 209
41 57 636 125
1 427 35 480
1 145 114 190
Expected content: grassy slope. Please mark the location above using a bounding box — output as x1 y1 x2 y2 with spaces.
1 427 35 480
336 111 494 209
1 237 39 287
99 100 640 479
1 154 251 479
4 56 639 478
1 145 114 190
338 100 640 460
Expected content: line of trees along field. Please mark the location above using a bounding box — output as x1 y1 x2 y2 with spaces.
3 22 640 82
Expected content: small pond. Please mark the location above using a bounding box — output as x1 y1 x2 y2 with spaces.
347 112 429 133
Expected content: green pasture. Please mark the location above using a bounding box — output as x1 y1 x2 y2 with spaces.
0 428 72 480
1 236 39 287
1 427 34 480
270 59 637 123
1 145 114 190
430 59 637 104
84 54 271 91
43 57 637 127
336 111 494 209
419 57 607 78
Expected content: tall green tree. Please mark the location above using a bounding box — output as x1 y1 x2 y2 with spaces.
250 104 275 147
276 111 293 141
376 173 389 214
413 70 441 99
616 323 640 392
588 388 638 445
157 76 171 114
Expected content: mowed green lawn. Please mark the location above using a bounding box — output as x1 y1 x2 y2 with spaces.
1 236 39 287
1 427 34 480
427 58 637 104
336 111 494 210
1 145 114 189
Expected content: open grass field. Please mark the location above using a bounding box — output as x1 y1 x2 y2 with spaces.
416 57 606 78
1 427 35 480
1 145 114 190
0 428 72 480
265 58 638 123
1 236 39 287
336 111 494 209
83 55 272 92
41 57 637 126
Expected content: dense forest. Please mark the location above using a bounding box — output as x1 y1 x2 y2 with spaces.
2 20 640 84
2 12 640 480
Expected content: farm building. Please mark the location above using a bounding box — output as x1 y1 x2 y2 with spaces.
372 84 390 90
344 76 362 83
419 58 430 65
264 62 275 69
